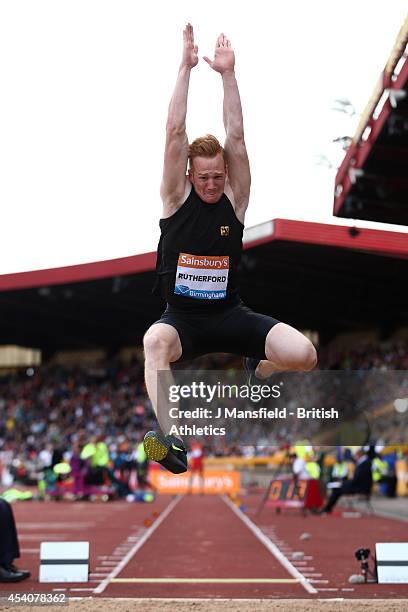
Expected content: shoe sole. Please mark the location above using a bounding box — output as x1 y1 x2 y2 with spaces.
143 432 170 462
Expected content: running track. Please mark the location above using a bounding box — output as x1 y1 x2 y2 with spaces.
3 494 408 600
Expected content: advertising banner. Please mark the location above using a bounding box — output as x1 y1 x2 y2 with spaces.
150 469 240 495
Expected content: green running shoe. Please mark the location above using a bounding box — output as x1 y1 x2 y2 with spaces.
143 431 188 474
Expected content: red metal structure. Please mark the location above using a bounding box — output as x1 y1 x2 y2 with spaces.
334 17 408 225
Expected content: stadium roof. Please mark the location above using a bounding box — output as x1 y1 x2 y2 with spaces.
1 218 407 358
333 17 408 226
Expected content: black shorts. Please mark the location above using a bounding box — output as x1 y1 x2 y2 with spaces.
154 300 280 362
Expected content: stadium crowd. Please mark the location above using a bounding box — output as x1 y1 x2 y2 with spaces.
0 340 407 494
322 340 408 370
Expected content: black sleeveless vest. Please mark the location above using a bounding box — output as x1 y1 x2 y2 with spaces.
154 186 244 310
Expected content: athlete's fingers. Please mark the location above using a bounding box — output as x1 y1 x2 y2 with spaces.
194 45 198 55
203 56 212 66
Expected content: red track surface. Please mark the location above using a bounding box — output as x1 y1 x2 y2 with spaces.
1 494 407 600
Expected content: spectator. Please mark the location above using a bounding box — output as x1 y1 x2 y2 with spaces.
320 448 373 514
0 499 30 583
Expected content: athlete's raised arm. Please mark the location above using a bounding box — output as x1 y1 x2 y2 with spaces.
204 33 251 221
160 23 198 216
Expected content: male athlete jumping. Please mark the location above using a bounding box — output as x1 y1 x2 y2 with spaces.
143 24 317 473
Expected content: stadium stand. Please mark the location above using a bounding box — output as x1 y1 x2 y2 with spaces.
1 219 408 357
0 342 407 493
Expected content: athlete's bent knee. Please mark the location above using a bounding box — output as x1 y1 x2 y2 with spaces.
143 329 174 362
298 341 318 371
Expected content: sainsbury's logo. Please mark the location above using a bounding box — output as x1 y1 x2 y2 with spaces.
179 253 229 269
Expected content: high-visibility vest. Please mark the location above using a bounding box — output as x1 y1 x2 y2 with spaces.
294 443 313 459
93 442 110 467
80 443 96 461
305 461 320 479
332 461 348 479
80 442 109 467
372 457 388 482
0 488 33 502
136 443 147 463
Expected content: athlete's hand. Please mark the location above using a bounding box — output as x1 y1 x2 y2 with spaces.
203 33 235 74
181 23 198 69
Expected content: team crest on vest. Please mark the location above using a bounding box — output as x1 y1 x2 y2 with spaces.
220 226 229 236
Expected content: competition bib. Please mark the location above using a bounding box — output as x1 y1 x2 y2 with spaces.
175 253 229 300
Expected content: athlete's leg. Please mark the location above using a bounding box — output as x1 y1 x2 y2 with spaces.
143 322 188 474
256 322 317 379
143 322 182 435
211 304 316 377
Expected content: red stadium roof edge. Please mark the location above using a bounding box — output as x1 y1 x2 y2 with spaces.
1 218 407 292
333 16 408 217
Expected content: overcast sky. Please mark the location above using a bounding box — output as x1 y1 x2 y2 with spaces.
1 1 407 275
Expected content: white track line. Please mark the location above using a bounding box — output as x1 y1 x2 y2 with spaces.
21 522 95 529
101 561 118 565
317 588 339 592
112 578 300 584
20 548 40 554
93 495 182 594
69 588 95 592
291 561 308 564
222 496 317 594
19 534 68 540
62 597 350 602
